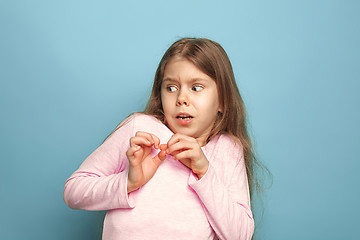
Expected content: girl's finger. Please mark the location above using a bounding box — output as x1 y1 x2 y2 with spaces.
159 144 167 151
167 134 196 149
135 131 154 143
157 148 167 161
166 138 193 155
130 136 152 148
171 149 192 161
166 133 183 147
126 145 142 160
150 134 160 149
134 131 160 149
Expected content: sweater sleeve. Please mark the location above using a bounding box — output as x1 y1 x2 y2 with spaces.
63 116 136 211
188 137 254 240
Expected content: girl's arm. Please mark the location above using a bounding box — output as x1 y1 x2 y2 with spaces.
63 116 135 211
189 156 254 240
168 134 254 240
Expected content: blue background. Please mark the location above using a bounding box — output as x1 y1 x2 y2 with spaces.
1 0 359 239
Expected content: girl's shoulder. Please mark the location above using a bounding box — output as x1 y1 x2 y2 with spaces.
206 133 244 162
129 113 173 141
131 112 165 130
115 112 161 129
106 113 157 138
210 133 242 149
132 112 160 123
105 112 171 144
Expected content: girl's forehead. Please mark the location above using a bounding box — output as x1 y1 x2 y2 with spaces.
163 59 214 83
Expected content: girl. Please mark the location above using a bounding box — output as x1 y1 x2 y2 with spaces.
64 38 255 239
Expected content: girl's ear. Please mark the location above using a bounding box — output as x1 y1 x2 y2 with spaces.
218 106 223 114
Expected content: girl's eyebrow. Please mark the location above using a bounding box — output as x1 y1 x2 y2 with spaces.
162 77 175 82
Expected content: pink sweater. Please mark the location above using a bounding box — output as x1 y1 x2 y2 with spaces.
64 113 254 239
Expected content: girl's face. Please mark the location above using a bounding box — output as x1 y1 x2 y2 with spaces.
161 58 222 146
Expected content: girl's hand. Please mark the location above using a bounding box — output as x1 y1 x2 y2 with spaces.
166 134 209 179
126 131 167 193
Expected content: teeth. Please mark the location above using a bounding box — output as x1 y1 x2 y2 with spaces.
177 115 193 119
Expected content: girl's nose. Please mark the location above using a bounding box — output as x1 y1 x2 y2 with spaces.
176 90 189 106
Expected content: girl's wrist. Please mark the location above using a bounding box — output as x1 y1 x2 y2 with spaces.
195 163 209 180
196 172 205 179
127 181 135 194
127 177 141 194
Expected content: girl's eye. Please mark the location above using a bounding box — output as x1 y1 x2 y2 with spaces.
167 86 177 92
192 85 204 92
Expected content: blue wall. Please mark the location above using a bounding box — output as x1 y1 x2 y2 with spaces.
1 0 359 239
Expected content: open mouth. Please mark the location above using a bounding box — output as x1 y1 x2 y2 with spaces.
176 114 194 120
